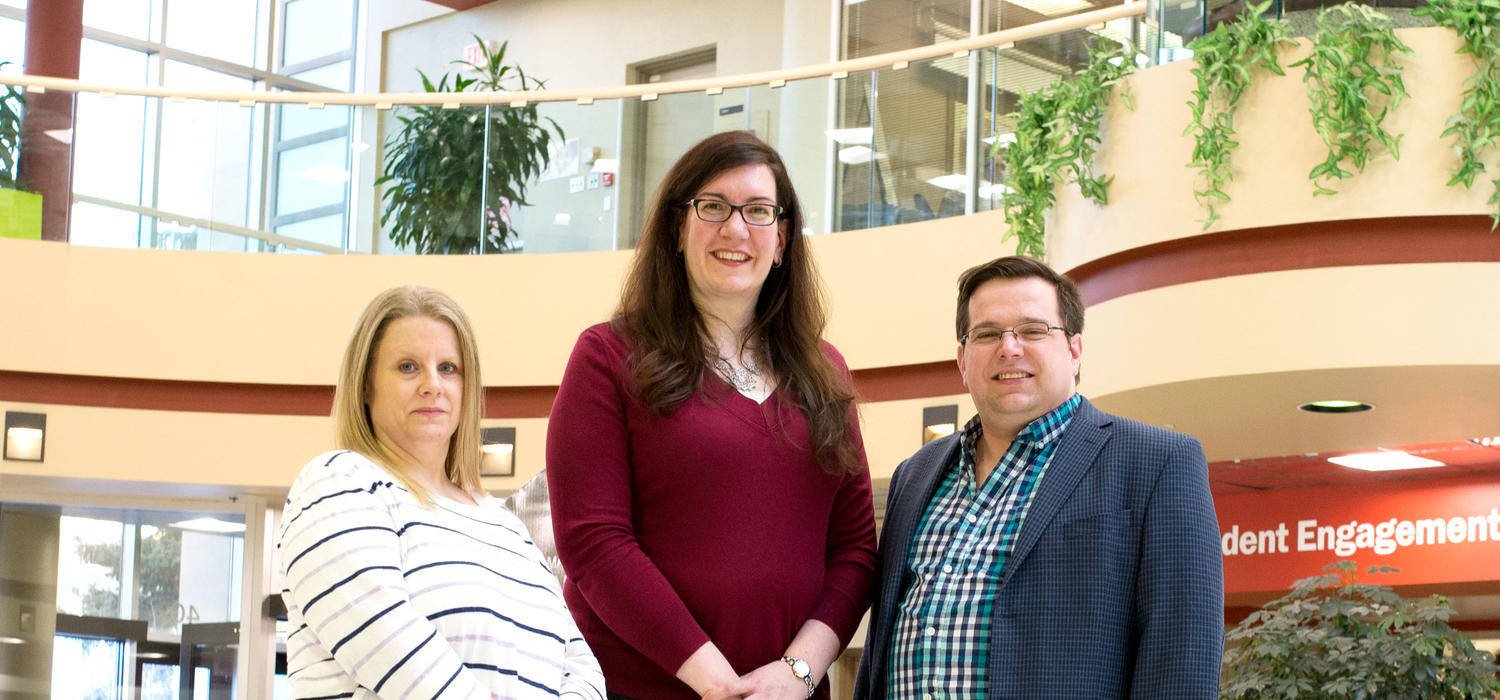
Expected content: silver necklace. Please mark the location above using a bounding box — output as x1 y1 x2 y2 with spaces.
712 354 763 392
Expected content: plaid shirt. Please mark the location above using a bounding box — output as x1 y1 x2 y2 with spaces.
886 393 1081 699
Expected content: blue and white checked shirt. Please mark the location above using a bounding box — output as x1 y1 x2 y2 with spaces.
887 393 1081 699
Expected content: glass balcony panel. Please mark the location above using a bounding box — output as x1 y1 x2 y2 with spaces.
71 200 149 248
166 0 262 67
977 46 1011 214
375 104 487 254
276 212 342 250
869 55 971 229
279 102 351 141
157 90 262 252
494 100 619 255
283 0 355 67
831 68 878 232
276 138 348 216
615 90 718 249
749 78 837 237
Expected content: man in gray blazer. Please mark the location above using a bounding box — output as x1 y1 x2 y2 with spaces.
854 256 1223 699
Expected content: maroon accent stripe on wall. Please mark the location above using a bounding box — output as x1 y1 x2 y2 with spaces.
1065 215 1500 307
0 363 964 418
0 370 555 419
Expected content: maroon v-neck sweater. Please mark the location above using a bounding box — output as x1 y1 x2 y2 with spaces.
546 323 878 699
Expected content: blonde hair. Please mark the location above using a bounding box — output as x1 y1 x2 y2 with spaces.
331 285 484 505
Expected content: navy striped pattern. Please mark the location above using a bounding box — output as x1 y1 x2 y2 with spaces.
887 394 1078 698
278 450 605 700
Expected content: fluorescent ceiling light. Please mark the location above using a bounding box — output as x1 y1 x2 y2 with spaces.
826 127 873 145
0 636 24 645
837 146 884 165
1328 450 1445 472
168 517 247 534
927 174 969 191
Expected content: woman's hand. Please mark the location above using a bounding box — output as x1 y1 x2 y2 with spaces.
714 660 811 700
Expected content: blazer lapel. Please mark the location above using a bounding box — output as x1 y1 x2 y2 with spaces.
997 398 1111 588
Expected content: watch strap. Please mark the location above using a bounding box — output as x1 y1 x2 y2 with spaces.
780 656 815 698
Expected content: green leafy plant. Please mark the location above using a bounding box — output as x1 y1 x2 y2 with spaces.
1222 561 1500 700
377 37 563 254
1 62 26 190
1291 4 1413 196
1185 1 1293 229
1415 0 1500 227
998 37 1141 259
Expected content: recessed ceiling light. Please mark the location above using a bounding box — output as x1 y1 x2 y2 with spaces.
1298 400 1374 414
1328 450 1445 472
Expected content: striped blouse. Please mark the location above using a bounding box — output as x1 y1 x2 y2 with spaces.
278 450 604 700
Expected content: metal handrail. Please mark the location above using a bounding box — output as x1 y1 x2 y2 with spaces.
72 193 349 255
0 2 1144 108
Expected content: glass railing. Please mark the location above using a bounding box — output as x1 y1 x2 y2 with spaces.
1 3 1173 255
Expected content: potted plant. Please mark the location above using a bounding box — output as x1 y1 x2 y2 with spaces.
1221 561 1500 699
377 38 563 254
0 61 42 241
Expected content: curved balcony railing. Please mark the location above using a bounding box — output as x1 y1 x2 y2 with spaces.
0 0 1254 255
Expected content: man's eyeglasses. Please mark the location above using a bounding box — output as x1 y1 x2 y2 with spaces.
961 322 1068 346
684 198 783 226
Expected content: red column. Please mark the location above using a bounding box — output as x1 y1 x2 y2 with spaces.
19 0 83 242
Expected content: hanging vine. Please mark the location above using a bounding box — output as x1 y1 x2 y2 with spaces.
999 37 1141 259
1415 0 1500 227
1291 4 1413 196
1185 1 1293 229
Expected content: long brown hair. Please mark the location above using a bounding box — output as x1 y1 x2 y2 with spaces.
332 285 484 505
614 131 859 475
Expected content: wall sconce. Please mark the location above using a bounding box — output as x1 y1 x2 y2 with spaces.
3 412 45 462
922 405 958 445
480 427 516 477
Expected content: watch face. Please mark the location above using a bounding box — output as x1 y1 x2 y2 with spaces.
792 659 811 678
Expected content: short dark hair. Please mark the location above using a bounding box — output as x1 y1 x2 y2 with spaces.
955 255 1084 340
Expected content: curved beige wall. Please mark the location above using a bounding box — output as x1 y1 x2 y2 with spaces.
1048 27 1494 271
0 212 1006 386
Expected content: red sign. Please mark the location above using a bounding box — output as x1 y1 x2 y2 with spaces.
1215 476 1500 594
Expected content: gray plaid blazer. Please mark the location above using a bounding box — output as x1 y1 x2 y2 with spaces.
853 397 1223 699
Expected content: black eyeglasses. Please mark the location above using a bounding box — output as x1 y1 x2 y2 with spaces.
684 198 783 226
960 322 1068 346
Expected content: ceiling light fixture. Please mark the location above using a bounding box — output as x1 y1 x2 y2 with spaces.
1328 450 1445 472
1298 400 1374 414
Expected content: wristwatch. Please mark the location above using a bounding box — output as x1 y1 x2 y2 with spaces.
780 656 815 698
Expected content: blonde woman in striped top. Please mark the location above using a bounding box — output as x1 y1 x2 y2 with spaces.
278 285 604 699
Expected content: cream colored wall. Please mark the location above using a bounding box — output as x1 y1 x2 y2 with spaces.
0 212 1009 492
1048 27 1494 271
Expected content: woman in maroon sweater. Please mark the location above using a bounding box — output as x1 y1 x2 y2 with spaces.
546 131 877 700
